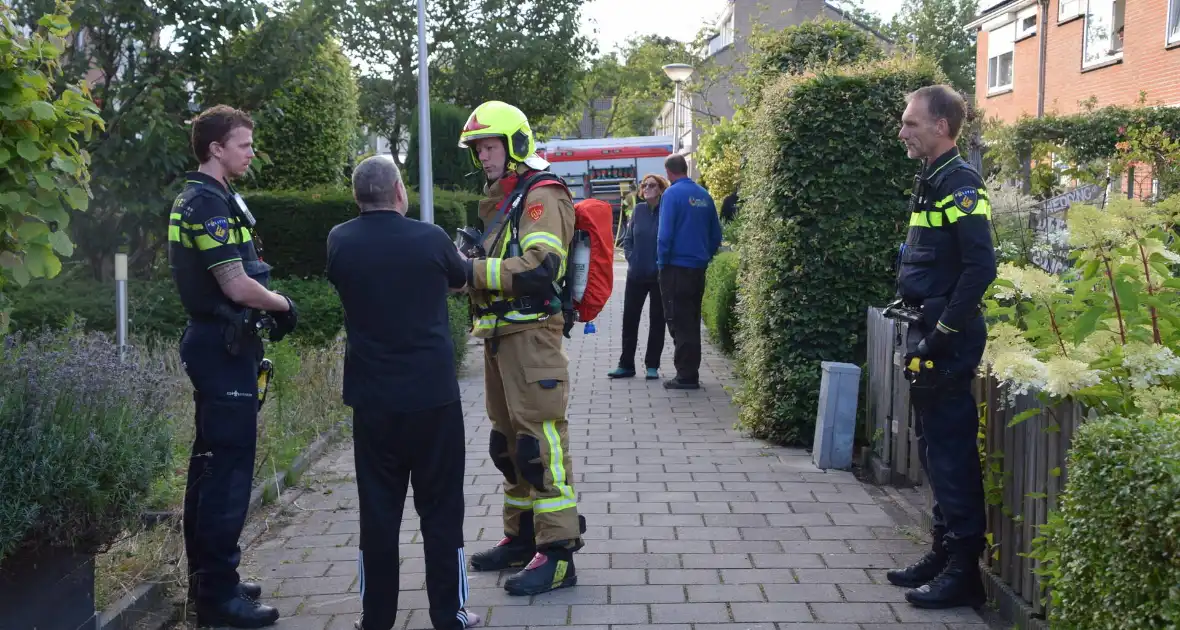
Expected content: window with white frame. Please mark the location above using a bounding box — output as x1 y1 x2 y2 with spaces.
987 21 1016 93
1168 0 1180 45
1018 5 1038 38
1083 0 1125 67
1060 0 1083 20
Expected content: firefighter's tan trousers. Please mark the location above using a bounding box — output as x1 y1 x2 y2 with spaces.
484 324 580 546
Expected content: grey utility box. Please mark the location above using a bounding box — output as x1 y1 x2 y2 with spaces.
812 361 862 470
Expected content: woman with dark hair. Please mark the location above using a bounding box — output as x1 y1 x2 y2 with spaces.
608 174 669 380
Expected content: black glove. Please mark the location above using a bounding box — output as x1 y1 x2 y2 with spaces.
916 325 952 358
563 309 575 339
270 293 298 342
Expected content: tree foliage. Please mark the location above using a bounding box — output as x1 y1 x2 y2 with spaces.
733 56 945 445
205 18 360 191
538 34 714 140
7 0 324 280
406 101 481 193
0 1 104 331
341 0 595 157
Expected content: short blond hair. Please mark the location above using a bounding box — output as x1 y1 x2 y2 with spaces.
640 174 670 196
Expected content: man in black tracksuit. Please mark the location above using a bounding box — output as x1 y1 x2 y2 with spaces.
326 155 481 630
887 85 997 610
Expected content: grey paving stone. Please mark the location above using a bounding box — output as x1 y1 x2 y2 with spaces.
232 274 986 630
729 602 814 622
810 603 896 623
570 604 648 625
608 585 687 604
650 603 730 624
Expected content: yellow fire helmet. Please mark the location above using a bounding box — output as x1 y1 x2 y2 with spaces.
458 101 548 171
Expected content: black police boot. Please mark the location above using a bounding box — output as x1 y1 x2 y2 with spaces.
188 580 263 602
195 593 280 628
886 527 947 588
503 544 577 596
470 512 536 572
904 542 986 610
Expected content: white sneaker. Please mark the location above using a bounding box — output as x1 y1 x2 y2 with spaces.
458 608 483 628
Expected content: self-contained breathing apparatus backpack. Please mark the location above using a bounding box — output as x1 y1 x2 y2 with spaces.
460 171 615 336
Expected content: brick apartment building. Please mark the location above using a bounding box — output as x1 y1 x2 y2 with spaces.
971 0 1180 123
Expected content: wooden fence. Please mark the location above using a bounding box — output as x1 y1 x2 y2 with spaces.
863 306 1088 625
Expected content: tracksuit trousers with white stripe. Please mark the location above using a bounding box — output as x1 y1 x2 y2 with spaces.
353 399 470 630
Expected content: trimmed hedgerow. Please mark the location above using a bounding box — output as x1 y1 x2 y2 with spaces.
733 56 945 446
702 250 740 356
242 186 477 278
1030 414 1180 629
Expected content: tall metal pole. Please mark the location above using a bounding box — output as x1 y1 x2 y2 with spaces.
114 252 128 360
416 0 434 224
672 82 681 154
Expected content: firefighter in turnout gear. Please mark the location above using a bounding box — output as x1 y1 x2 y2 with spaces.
886 85 996 610
455 101 586 596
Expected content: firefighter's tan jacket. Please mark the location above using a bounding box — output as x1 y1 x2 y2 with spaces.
468 165 575 338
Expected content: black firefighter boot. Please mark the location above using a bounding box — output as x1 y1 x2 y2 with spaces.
904 539 986 610
886 526 948 588
503 542 578 596
470 511 537 572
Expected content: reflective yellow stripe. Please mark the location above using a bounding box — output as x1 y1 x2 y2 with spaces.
195 234 229 251
487 258 502 291
520 232 566 257
505 494 532 509
472 311 545 331
521 232 568 276
910 199 992 228
945 199 992 223
534 420 576 515
206 257 243 269
167 225 194 248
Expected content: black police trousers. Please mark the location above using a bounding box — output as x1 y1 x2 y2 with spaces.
353 399 469 630
180 321 262 605
908 315 988 553
659 264 707 383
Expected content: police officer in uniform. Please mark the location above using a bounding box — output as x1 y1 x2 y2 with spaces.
169 105 298 628
454 101 586 596
886 85 996 610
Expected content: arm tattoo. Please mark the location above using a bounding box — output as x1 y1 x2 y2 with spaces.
212 261 246 286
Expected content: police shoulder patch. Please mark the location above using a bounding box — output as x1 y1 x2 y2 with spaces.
204 216 231 244
526 203 545 222
952 187 979 213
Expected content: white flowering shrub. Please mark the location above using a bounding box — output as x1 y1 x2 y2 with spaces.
983 195 1180 417
986 194 1180 626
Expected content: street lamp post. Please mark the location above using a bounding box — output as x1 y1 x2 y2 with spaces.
416 0 434 224
662 63 694 155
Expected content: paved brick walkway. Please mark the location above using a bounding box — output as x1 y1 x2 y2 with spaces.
233 263 989 630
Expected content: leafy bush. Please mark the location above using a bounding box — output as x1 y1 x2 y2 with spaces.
407 102 483 194
702 250 740 355
245 39 359 190
243 187 477 278
733 56 945 446
0 5 103 322
0 324 174 564
741 19 885 112
1029 414 1180 628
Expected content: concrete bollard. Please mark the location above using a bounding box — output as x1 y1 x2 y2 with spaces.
812 361 862 470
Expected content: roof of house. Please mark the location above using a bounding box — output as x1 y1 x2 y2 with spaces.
823 1 895 45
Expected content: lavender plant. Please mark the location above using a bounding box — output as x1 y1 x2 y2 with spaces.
0 323 174 565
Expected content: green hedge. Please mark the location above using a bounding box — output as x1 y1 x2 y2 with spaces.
1031 414 1180 628
702 250 740 355
7 275 471 368
733 57 945 446
243 186 479 278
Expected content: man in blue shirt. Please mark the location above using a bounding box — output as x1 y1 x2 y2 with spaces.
656 154 722 389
